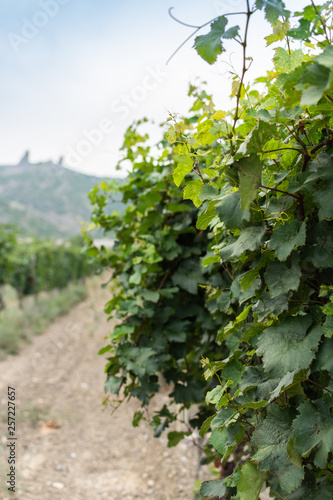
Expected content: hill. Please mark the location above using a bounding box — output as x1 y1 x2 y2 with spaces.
0 152 123 238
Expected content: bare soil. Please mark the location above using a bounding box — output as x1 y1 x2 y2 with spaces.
0 277 208 500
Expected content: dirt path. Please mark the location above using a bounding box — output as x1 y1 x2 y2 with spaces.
0 277 206 500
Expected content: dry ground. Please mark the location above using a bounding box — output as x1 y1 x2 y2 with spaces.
0 277 208 500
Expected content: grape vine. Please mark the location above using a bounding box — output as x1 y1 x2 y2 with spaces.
87 1 333 498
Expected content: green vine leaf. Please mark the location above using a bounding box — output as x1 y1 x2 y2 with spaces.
256 317 322 377
196 207 217 230
173 155 193 186
264 258 301 298
141 290 160 303
252 405 304 495
287 18 312 41
200 479 226 497
268 221 306 261
199 184 220 201
285 482 333 499
183 179 203 207
209 423 244 461
220 225 266 260
298 48 333 106
293 399 333 468
237 462 268 500
238 121 277 155
273 47 306 73
238 154 262 210
255 0 290 24
194 16 240 64
253 292 289 321
215 191 250 230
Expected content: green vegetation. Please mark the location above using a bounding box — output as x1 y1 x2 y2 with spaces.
85 122 221 436
0 228 94 306
0 226 95 358
88 1 333 498
0 282 87 358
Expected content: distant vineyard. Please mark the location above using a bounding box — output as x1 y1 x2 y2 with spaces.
0 225 94 309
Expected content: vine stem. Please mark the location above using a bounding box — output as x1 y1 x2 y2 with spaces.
157 270 170 291
224 392 256 430
134 318 147 346
184 142 206 184
310 136 333 155
260 184 305 219
306 378 332 393
193 161 206 184
221 262 234 281
285 124 308 153
259 184 299 199
262 147 303 154
232 0 252 131
310 0 330 44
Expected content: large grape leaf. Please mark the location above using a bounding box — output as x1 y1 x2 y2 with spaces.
256 317 322 377
267 369 303 402
264 258 301 297
220 225 266 261
238 277 261 305
240 366 304 403
199 184 220 201
298 47 333 106
255 0 290 24
252 292 289 321
287 18 311 41
194 16 240 64
304 153 333 219
238 121 276 155
316 44 333 68
268 220 306 261
216 290 231 313
285 482 333 500
141 290 160 303
312 338 333 374
293 399 333 468
314 184 333 221
211 407 237 430
240 366 277 401
323 316 333 338
301 220 333 269
196 207 217 230
173 155 193 186
238 155 262 210
237 462 268 500
209 423 244 460
215 191 250 229
200 479 226 497
117 346 159 378
183 179 203 207
241 250 274 291
251 405 304 495
265 18 290 46
273 48 305 73
172 260 204 294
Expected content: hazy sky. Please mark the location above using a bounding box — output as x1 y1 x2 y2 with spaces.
1 0 309 177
